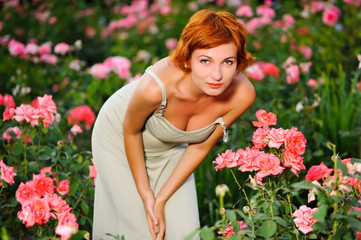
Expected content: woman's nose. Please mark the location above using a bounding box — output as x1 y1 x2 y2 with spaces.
212 65 223 81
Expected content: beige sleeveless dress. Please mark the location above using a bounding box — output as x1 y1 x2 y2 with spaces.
91 66 228 240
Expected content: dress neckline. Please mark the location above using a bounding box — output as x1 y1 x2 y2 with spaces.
153 113 223 134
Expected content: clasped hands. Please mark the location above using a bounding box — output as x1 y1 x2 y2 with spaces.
143 192 166 240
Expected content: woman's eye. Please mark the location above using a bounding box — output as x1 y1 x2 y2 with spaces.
200 59 209 64
224 60 233 65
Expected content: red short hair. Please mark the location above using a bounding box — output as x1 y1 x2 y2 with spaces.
169 9 255 73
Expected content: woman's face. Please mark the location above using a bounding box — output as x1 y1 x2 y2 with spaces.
189 42 238 96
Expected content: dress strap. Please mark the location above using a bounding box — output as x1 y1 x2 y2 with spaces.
214 117 229 143
145 66 167 115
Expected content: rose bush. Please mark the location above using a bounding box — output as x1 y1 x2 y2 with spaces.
187 110 361 239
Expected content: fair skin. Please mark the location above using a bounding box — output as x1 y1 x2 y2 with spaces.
123 42 255 240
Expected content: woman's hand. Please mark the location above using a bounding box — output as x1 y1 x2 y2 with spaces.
142 191 159 240
154 198 166 240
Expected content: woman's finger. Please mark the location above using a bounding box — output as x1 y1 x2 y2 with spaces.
146 214 157 240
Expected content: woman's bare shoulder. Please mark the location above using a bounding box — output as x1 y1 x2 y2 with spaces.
223 73 255 120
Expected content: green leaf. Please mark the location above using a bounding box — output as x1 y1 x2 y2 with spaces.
69 183 79 196
229 235 242 240
184 229 201 240
11 143 24 156
259 220 277 238
81 200 89 215
272 216 287 227
291 180 317 190
28 161 40 171
313 204 328 223
226 210 237 222
332 214 361 231
309 233 318 239
200 227 215 240
69 230 88 240
337 159 348 176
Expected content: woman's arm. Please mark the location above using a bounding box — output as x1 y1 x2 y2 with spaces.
123 74 163 239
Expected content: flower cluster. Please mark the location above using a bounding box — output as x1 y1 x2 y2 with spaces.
3 94 58 127
89 56 131 79
218 220 248 239
0 160 17 186
245 61 279 81
213 109 306 185
7 39 71 65
16 167 78 240
305 158 361 202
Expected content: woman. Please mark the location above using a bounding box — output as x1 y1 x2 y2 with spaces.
91 9 255 240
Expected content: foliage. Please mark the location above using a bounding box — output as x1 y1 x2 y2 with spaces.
0 0 361 239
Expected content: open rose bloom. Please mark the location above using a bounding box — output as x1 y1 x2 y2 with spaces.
213 109 306 185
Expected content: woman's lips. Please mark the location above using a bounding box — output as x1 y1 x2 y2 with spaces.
207 83 222 89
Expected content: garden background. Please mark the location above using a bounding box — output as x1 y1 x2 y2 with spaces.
1 0 361 239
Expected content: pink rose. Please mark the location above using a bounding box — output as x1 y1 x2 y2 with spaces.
237 147 261 172
32 174 55 197
89 63 111 79
35 94 57 114
165 38 178 50
245 64 265 81
299 62 312 73
3 94 16 109
213 149 240 171
252 126 270 150
69 60 81 71
38 42 52 54
57 180 70 195
322 8 339 26
305 162 333 181
31 197 51 225
8 39 26 57
261 62 279 78
254 152 284 185
267 127 288 149
310 1 325 13
37 108 53 127
46 193 71 214
67 105 95 130
293 205 318 234
282 150 306 177
3 126 23 143
218 223 235 238
252 109 277 127
285 64 300 84
70 124 83 134
54 42 70 55
40 53 58 65
89 158 97 185
17 201 36 227
0 160 17 185
256 5 275 19
308 79 318 88
55 224 74 240
284 127 307 155
3 107 15 121
236 5 253 18
14 104 40 126
16 182 39 205
25 43 39 55
298 46 313 59
57 211 79 230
